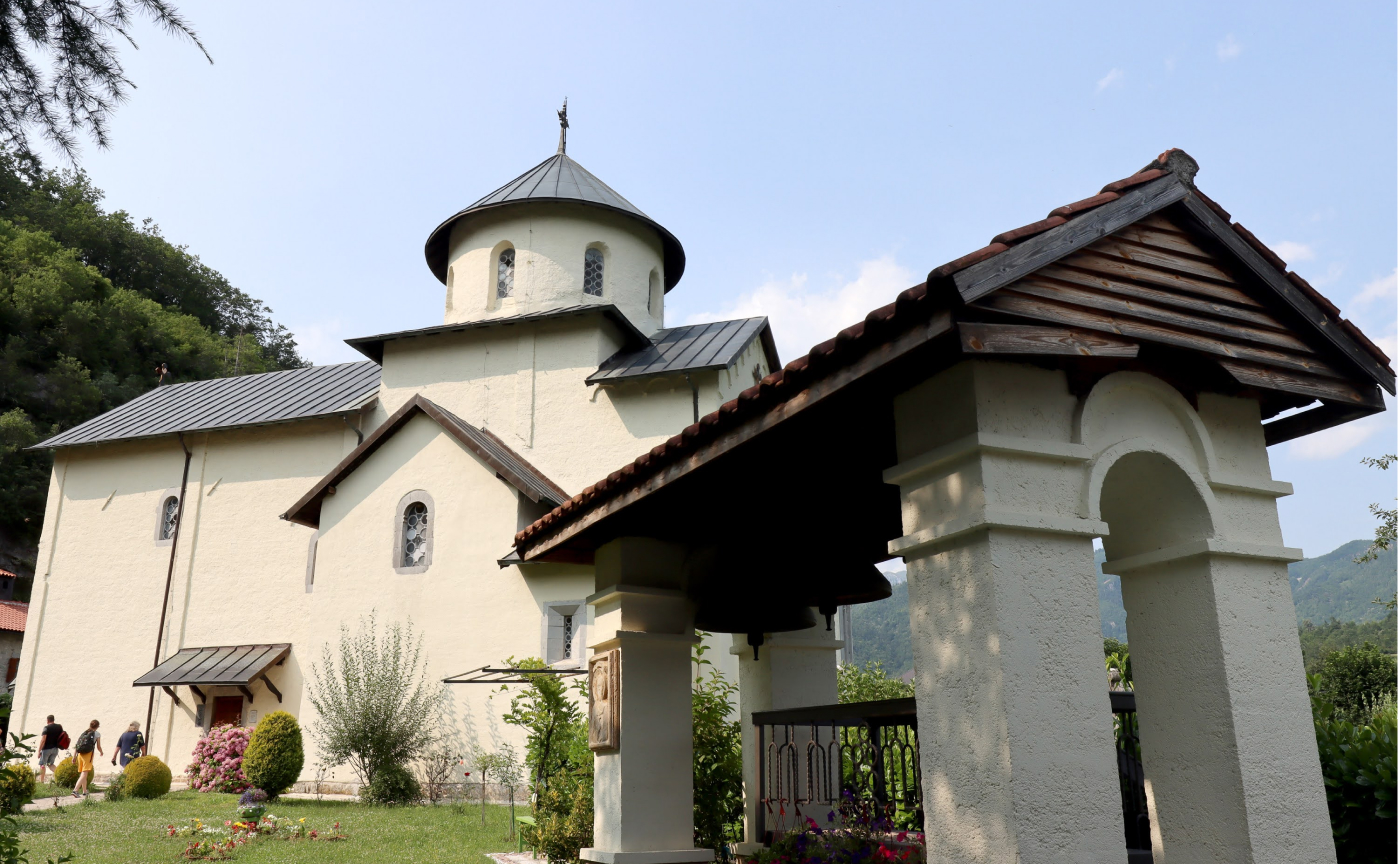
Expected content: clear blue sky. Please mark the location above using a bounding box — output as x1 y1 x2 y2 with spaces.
64 1 1396 559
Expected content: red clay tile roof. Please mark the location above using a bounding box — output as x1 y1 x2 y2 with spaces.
513 149 1393 553
0 601 27 633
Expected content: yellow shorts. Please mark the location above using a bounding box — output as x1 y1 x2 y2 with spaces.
75 751 94 773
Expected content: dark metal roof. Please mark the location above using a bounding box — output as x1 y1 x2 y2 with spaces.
133 644 290 687
36 362 381 450
345 304 650 364
587 317 778 385
423 153 686 292
283 394 568 528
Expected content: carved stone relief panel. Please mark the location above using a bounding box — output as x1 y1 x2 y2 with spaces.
588 648 620 752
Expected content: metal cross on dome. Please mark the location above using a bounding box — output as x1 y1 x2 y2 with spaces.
557 98 568 154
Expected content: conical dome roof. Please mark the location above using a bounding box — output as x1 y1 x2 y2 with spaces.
424 153 686 291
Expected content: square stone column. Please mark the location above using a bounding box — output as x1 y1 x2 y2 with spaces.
1105 545 1335 864
582 538 714 864
887 362 1125 864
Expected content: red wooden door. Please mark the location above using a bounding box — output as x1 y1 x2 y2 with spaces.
211 696 243 727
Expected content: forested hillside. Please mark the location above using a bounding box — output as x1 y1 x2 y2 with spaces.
851 539 1396 678
0 154 305 575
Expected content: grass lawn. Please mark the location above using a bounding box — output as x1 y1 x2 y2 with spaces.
16 790 521 863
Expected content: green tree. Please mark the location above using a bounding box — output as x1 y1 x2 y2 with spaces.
305 614 444 787
1314 644 1398 722
692 638 742 860
1356 454 1396 565
837 660 914 704
0 2 209 162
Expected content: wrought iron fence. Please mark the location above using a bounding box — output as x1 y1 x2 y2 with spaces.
1112 689 1153 862
752 697 921 841
753 691 1154 861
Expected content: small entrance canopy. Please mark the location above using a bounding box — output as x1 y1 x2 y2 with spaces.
134 644 290 706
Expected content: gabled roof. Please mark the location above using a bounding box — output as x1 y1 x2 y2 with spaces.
587 317 780 385
513 149 1395 559
283 394 567 528
424 153 686 291
345 304 650 365
36 362 381 450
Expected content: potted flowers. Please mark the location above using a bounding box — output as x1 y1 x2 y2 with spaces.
236 788 268 821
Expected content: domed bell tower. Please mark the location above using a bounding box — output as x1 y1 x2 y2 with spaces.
423 102 685 336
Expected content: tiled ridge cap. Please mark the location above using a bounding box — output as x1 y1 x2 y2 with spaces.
513 149 1392 550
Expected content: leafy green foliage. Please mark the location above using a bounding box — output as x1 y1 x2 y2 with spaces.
0 763 33 815
1299 614 1398 672
1310 675 1396 863
360 762 421 806
1357 454 1396 565
306 614 444 787
0 730 72 864
121 755 171 799
1104 638 1132 689
242 710 304 798
693 637 742 860
0 156 304 556
502 657 592 864
102 771 126 802
1313 644 1398 722
837 661 913 704
849 577 912 676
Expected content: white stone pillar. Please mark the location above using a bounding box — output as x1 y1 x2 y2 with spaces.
888 361 1125 864
733 625 841 853
1106 546 1335 864
583 538 714 864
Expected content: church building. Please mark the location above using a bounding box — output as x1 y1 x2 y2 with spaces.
12 124 777 780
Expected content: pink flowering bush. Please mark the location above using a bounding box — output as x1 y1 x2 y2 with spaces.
186 724 252 793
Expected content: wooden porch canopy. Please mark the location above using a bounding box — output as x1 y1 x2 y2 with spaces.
512 149 1395 574
133 643 290 706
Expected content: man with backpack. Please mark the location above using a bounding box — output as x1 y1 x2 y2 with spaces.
36 715 65 784
72 720 102 797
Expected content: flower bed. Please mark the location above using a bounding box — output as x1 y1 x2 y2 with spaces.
186 726 252 793
756 793 925 864
165 813 347 860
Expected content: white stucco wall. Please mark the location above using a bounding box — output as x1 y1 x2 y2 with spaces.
445 202 667 336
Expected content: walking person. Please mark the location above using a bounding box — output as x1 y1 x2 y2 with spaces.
36 715 64 784
72 720 102 797
111 721 145 771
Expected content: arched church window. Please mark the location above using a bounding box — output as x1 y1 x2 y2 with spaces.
154 489 181 544
160 496 179 540
497 248 515 299
583 248 604 297
394 491 434 574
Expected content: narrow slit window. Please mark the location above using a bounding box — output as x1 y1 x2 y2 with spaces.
402 502 429 567
583 248 604 296
497 248 515 299
160 496 179 540
562 615 574 659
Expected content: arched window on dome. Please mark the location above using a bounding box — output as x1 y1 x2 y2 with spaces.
393 491 434 574
497 248 515 299
583 247 604 297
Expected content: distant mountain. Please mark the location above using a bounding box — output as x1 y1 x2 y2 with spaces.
848 540 1394 677
1290 540 1396 625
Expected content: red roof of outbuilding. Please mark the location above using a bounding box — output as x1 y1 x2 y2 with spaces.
0 601 28 633
513 149 1395 556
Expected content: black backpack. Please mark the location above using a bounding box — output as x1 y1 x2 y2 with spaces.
74 729 96 754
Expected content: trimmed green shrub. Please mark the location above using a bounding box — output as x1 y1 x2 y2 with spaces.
243 711 304 797
360 763 420 805
122 755 172 799
53 757 80 788
1315 643 1397 721
0 763 35 814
